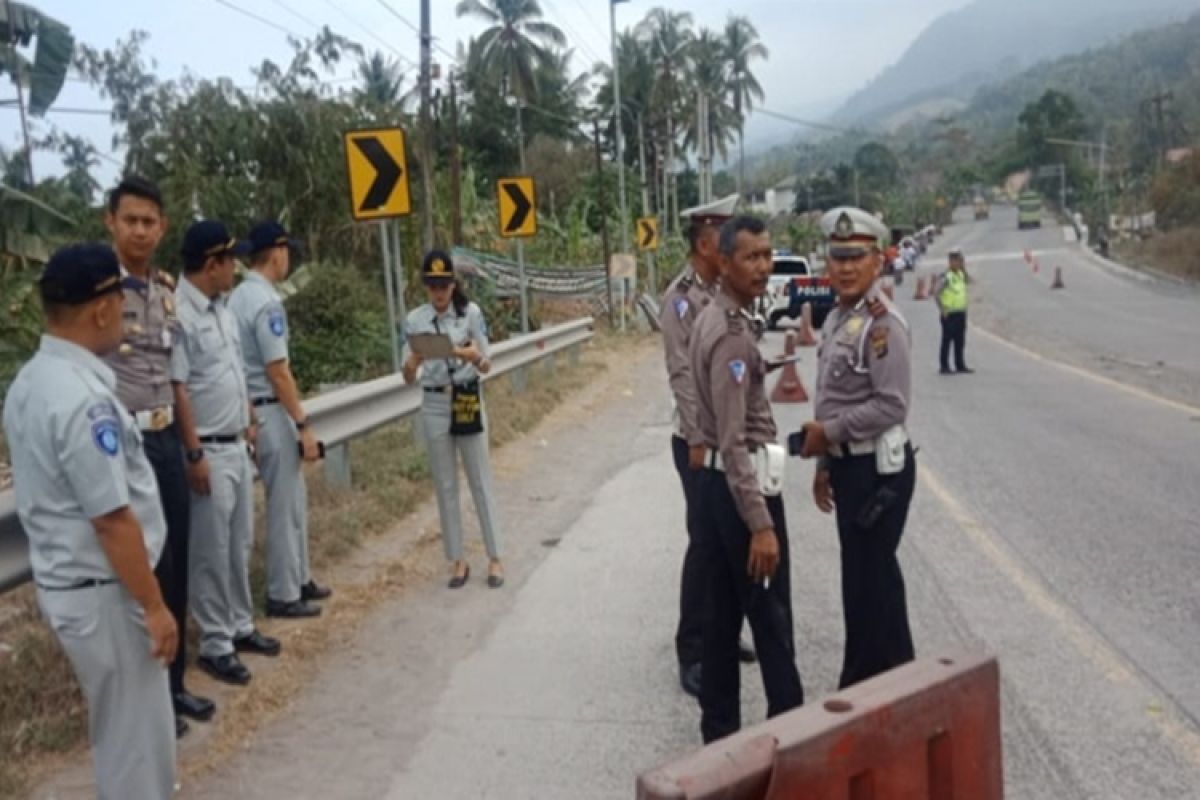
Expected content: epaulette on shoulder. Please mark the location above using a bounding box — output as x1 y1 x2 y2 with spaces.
678 272 694 291
153 270 176 290
724 308 745 333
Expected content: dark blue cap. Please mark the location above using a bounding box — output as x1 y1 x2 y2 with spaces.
39 243 122 305
247 220 298 256
181 220 249 269
421 249 455 284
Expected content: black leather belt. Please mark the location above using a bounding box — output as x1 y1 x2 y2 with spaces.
199 434 241 445
252 397 279 407
37 577 117 592
424 386 449 394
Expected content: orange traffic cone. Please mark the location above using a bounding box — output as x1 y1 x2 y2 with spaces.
1023 249 1032 265
913 275 929 300
1051 267 1064 289
797 302 818 347
771 331 809 404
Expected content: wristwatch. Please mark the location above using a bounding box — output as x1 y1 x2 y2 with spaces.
185 448 205 464
295 418 308 430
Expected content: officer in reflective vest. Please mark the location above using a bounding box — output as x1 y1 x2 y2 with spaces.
935 247 972 374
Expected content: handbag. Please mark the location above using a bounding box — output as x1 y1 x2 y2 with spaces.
450 379 484 436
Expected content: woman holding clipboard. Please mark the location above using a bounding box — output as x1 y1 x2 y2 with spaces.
402 250 505 588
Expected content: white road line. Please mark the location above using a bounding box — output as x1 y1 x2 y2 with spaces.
920 464 1200 767
970 325 1200 417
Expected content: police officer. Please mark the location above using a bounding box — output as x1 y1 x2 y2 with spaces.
172 221 281 684
661 200 757 698
102 176 211 735
402 250 504 589
4 244 177 799
799 207 917 690
689 216 804 744
228 220 330 618
934 247 973 374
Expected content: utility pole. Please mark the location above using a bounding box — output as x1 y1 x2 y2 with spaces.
638 114 656 294
449 74 463 246
594 118 614 328
515 95 528 333
610 0 630 256
419 0 435 251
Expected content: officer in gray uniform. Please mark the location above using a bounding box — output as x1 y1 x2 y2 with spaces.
102 176 211 734
799 206 916 689
660 200 748 698
228 220 329 618
172 221 281 685
689 216 804 744
4 244 177 799
402 250 504 589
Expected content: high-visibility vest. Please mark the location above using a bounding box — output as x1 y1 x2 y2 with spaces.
939 270 968 312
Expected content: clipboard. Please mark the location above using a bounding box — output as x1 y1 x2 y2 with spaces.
408 332 455 359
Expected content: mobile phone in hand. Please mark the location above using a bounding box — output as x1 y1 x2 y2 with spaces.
298 440 327 459
787 429 807 456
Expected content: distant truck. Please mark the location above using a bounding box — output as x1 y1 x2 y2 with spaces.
974 196 990 220
1018 191 1043 230
757 251 835 331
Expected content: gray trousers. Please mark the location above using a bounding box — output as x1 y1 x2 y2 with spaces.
257 404 311 603
37 583 175 800
189 443 255 657
418 392 502 561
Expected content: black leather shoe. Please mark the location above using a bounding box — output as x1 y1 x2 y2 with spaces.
266 598 322 618
301 579 332 601
197 653 252 686
234 629 282 657
173 690 215 721
679 663 702 698
956 367 975 374
939 367 953 375
176 715 190 739
448 565 470 589
738 638 757 664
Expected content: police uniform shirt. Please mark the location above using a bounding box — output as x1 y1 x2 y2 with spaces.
689 290 775 533
661 261 718 446
227 271 289 400
814 289 911 444
402 302 491 388
4 335 167 587
170 279 250 436
103 267 180 413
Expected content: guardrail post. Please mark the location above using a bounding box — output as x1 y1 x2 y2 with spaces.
510 367 528 394
569 342 581 368
318 384 353 489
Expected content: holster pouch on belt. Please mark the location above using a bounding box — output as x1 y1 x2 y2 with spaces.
450 380 484 436
754 442 787 497
875 424 908 475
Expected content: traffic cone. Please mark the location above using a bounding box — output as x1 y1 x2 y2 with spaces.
797 302 818 347
913 275 929 300
771 332 809 404
1032 259 1040 274
1023 249 1032 265
1051 267 1064 289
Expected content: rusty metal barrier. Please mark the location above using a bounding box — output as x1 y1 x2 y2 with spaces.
638 653 1002 800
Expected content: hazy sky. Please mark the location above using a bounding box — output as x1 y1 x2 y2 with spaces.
2 0 972 182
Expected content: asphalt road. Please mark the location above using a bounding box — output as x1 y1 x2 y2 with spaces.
32 210 1200 799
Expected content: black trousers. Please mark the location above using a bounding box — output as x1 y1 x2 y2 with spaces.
697 470 804 744
939 311 968 371
828 446 917 690
143 426 192 695
671 436 705 668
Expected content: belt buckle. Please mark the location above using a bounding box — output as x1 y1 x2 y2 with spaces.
150 408 169 431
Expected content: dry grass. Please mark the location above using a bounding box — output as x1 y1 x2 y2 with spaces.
0 336 617 798
1113 227 1200 282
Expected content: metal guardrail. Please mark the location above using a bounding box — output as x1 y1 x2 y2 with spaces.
0 318 595 594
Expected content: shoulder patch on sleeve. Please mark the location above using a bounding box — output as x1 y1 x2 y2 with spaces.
673 296 690 319
870 324 890 359
91 417 121 457
267 308 286 337
86 401 119 422
729 359 747 385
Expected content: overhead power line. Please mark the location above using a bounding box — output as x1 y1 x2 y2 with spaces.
756 107 852 135
211 0 301 39
318 0 416 67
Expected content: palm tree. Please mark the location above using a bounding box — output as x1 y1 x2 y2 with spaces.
684 28 736 202
355 52 408 114
637 7 695 231
454 0 567 103
724 15 768 196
